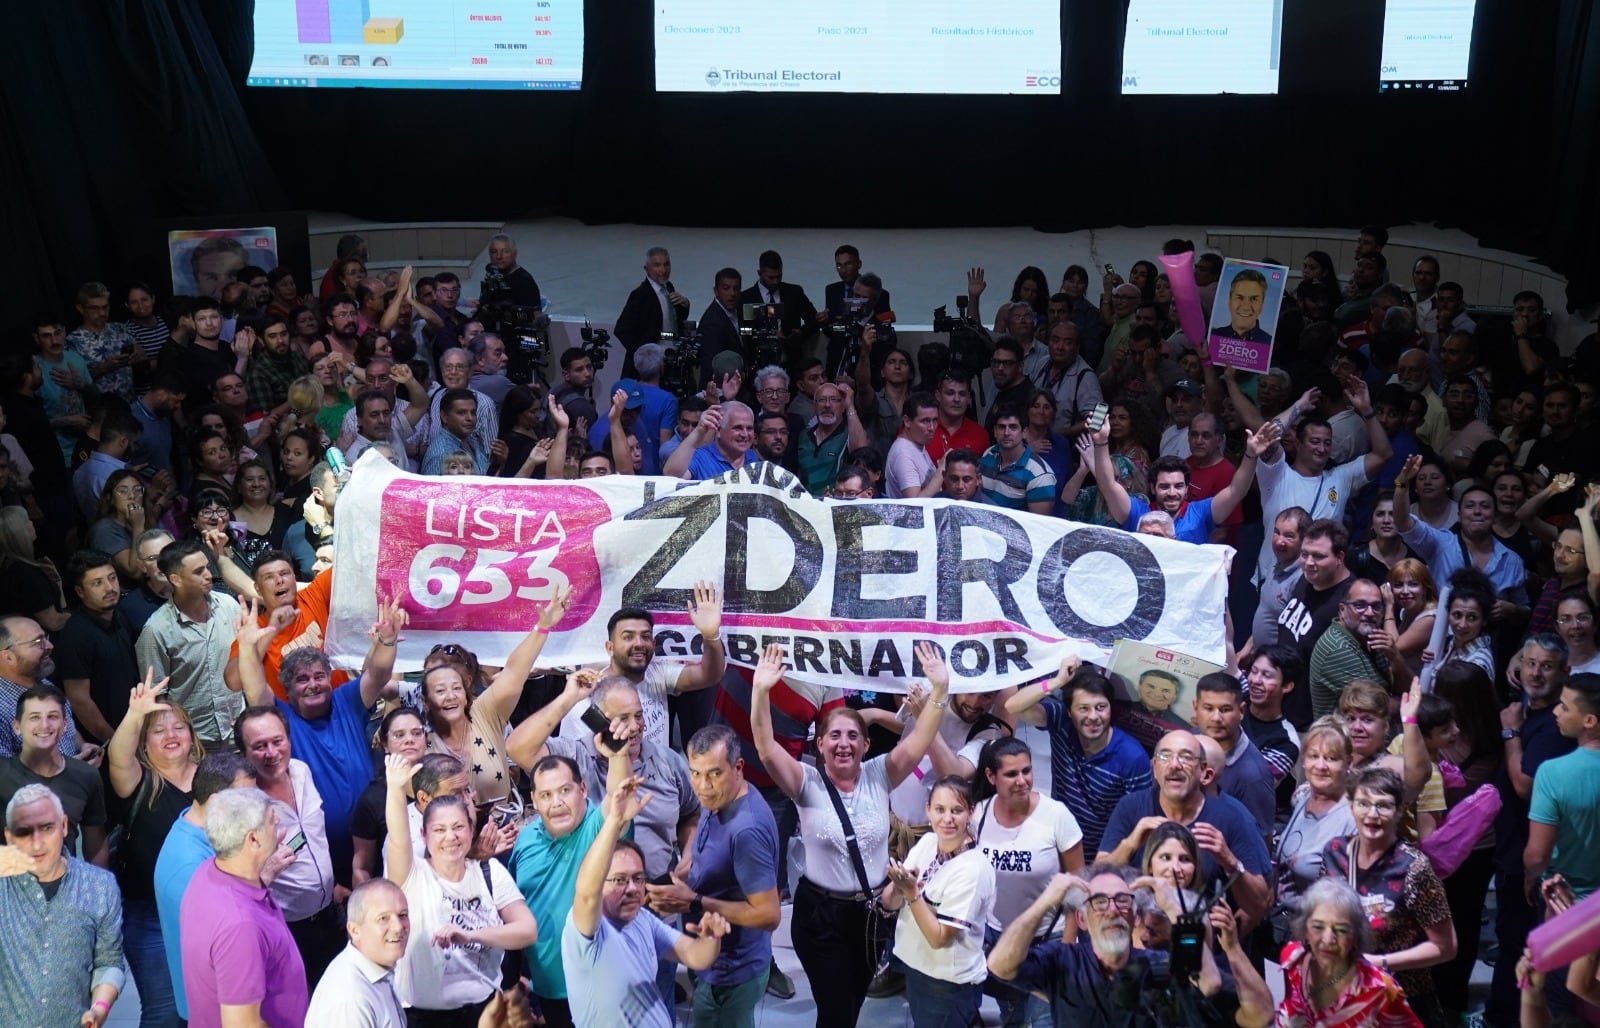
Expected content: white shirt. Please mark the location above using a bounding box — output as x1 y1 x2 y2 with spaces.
889 714 1000 825
269 759 336 921
884 437 936 499
892 833 995 985
397 855 521 1009
1253 453 1372 581
973 794 1083 934
306 944 406 1027
1159 423 1191 459
796 756 893 893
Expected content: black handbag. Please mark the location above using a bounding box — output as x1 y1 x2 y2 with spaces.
820 772 897 968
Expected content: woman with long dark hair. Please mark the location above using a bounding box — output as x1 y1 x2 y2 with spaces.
970 735 1084 1027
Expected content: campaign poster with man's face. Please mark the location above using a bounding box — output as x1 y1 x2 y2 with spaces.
1107 639 1224 752
1205 258 1288 375
169 228 279 300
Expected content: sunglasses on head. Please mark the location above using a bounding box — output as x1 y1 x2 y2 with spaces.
429 644 469 659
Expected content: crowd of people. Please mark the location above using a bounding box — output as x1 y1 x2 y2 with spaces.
3 225 1600 1028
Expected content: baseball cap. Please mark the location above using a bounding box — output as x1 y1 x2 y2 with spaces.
1169 378 1204 397
711 351 745 378
614 379 645 411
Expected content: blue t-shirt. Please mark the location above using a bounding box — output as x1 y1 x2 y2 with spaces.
1222 734 1278 838
510 804 607 999
1120 496 1216 544
1099 788 1271 881
1530 747 1600 897
153 814 214 1020
277 681 374 878
1041 702 1152 858
686 444 758 481
1014 936 1158 1028
561 906 679 1028
685 789 779 985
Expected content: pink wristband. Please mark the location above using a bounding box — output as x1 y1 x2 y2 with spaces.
1040 680 1051 694
1402 716 1418 725
93 1001 111 1016
531 627 550 635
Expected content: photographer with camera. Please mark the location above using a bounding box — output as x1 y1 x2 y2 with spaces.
479 234 542 310
824 272 893 381
739 251 819 363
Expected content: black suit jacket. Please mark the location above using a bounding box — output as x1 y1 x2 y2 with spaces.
824 280 892 319
739 282 819 340
697 301 747 385
615 280 691 350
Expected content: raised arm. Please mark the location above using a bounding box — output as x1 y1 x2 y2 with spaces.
1006 655 1080 728
484 588 571 721
606 390 636 476
1085 418 1131 525
663 404 720 479
988 872 1081 982
837 381 871 450
382 754 421 886
234 599 288 707
1210 421 1279 524
359 595 407 709
107 669 171 800
505 669 598 769
1220 367 1266 432
387 363 429 429
881 855 959 949
572 772 652 940
1392 454 1422 533
1058 434 1094 506
672 581 727 692
1348 378 1392 479
378 266 413 334
885 642 950 788
545 394 572 481
748 643 806 799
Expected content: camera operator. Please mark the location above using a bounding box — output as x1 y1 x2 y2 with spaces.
739 251 819 363
988 865 1272 1028
822 245 891 322
614 247 692 378
823 271 891 381
479 234 541 310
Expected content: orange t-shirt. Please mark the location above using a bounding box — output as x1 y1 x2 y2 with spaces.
229 568 348 700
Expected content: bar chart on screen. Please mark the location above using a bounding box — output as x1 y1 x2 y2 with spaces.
248 0 585 89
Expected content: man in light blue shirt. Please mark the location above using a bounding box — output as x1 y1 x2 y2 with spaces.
1394 459 1528 604
421 387 496 475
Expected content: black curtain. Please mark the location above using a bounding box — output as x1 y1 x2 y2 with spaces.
7 0 1599 338
0 0 282 341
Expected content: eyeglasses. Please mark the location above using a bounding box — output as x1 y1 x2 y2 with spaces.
1556 544 1584 558
1154 750 1199 767
1085 893 1136 913
990 358 1019 368
1558 614 1595 626
1353 799 1397 815
604 874 648 888
1341 600 1382 612
4 634 49 652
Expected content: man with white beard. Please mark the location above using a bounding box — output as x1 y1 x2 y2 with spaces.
986 863 1152 1023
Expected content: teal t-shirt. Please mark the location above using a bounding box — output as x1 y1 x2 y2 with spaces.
1530 746 1600 897
508 804 606 999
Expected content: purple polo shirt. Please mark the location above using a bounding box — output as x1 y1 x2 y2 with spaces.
180 858 307 1028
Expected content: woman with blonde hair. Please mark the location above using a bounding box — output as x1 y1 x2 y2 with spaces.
1273 716 1357 941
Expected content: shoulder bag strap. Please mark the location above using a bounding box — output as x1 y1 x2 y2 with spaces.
820 772 875 896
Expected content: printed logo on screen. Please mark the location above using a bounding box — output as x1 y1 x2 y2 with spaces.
1025 75 1061 88
706 68 722 87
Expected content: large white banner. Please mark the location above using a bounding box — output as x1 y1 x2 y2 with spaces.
327 453 1231 692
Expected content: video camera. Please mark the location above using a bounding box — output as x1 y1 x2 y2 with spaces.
829 296 898 379
740 302 785 371
480 265 551 385
579 320 611 372
660 324 702 400
932 294 989 379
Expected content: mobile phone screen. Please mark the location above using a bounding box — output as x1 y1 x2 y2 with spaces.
286 831 307 853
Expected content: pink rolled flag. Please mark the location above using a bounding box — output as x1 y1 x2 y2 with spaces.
1159 250 1210 363
1527 884 1600 972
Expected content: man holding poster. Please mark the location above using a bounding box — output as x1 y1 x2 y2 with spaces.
1206 260 1288 376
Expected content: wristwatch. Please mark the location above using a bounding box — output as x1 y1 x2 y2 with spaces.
1502 728 1518 741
